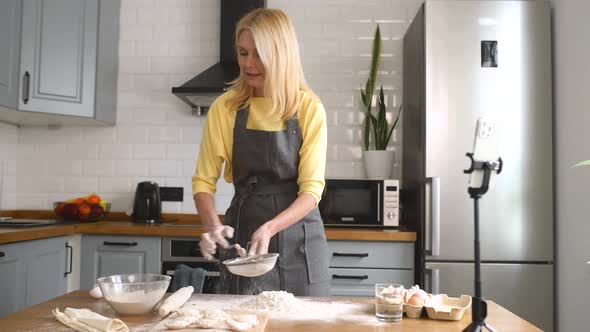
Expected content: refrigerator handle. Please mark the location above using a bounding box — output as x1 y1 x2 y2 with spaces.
425 266 440 294
425 177 441 256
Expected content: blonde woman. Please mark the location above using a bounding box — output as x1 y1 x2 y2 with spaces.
192 8 329 296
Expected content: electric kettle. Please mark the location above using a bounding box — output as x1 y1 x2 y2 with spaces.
132 181 162 223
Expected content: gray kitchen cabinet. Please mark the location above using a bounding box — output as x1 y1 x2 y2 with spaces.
328 240 414 297
0 241 27 317
0 0 120 126
26 236 69 307
0 236 70 317
80 235 161 290
0 0 22 110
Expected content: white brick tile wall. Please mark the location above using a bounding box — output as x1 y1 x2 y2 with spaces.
65 177 99 193
118 41 135 57
116 107 135 124
148 127 183 144
100 143 133 160
2 176 16 196
115 160 149 177
118 74 135 91
149 160 182 177
167 144 198 160
136 41 169 57
38 144 67 160
120 56 152 74
82 128 117 144
154 25 186 41
47 160 83 176
99 178 133 193
132 107 168 124
134 144 166 160
83 160 115 177
182 160 197 177
4 159 17 176
120 25 153 41
117 127 149 144
67 144 99 160
17 159 48 176
8 0 421 212
0 122 17 209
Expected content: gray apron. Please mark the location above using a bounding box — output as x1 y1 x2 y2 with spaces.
218 106 330 296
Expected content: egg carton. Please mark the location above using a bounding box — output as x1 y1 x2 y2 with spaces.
403 294 472 320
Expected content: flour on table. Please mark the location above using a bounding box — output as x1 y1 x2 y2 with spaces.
239 291 302 312
160 292 388 327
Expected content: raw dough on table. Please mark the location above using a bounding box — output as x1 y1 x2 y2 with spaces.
164 308 258 331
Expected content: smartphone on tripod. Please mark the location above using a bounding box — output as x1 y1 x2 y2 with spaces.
468 117 499 189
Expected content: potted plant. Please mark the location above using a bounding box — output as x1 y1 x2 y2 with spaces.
360 25 402 179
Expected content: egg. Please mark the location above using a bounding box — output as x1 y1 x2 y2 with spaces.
89 286 103 299
407 294 424 306
415 289 429 301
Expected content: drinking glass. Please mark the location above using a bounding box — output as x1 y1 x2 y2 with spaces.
375 283 404 322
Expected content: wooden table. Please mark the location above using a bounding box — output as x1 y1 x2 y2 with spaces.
0 291 541 331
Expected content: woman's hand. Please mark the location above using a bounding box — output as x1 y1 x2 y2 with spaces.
248 222 276 256
199 225 234 260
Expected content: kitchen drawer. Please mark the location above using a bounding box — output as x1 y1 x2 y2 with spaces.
329 268 414 297
80 235 161 289
328 241 414 269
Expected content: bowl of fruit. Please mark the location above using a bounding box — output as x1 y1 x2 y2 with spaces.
54 194 110 222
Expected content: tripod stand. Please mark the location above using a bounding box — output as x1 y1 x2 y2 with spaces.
462 152 503 332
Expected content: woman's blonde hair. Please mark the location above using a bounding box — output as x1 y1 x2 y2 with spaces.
225 8 316 120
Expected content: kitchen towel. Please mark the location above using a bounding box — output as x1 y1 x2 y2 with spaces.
52 307 129 332
169 264 206 294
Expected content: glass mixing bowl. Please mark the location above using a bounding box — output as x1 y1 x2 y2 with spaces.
97 274 171 315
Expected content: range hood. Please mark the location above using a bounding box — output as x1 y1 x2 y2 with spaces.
172 0 265 115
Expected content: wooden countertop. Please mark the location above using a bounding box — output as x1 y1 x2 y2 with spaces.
0 211 416 244
0 290 541 331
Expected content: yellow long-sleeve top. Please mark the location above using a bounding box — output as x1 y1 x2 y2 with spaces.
192 90 327 203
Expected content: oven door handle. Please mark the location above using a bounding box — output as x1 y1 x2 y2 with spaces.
165 270 219 277
332 252 369 258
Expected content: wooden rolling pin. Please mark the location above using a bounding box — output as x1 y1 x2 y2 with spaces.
158 286 194 317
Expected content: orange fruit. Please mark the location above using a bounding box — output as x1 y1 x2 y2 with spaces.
79 203 91 216
87 195 101 205
74 198 85 205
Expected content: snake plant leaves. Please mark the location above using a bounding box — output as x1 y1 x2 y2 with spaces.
573 160 590 167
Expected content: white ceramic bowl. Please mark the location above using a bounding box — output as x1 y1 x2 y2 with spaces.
97 274 171 315
223 253 279 277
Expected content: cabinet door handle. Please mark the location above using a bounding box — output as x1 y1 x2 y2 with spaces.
23 71 30 104
103 241 138 247
0 251 5 258
332 274 369 280
65 243 73 277
332 252 369 258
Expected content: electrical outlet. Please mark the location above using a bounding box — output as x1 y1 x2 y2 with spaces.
160 187 184 202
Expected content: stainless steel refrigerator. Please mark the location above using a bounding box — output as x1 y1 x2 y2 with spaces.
401 1 553 331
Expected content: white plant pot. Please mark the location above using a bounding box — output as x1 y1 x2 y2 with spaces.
364 150 395 179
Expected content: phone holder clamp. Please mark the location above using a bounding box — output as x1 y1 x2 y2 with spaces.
463 153 503 199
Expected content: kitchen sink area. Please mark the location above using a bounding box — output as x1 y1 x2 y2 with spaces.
0 218 59 227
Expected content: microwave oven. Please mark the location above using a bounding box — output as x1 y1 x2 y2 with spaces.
319 179 399 228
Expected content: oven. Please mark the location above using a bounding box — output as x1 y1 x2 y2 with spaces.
161 237 219 294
